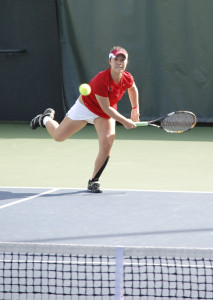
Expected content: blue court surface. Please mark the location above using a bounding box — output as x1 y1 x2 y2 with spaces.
0 187 213 248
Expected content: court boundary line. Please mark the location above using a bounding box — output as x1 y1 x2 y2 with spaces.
0 186 213 194
0 188 59 210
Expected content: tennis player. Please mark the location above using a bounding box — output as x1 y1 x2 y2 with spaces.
30 46 140 193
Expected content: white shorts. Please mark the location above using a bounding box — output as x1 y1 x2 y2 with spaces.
66 99 99 124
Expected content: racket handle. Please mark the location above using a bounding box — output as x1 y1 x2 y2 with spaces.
135 122 149 127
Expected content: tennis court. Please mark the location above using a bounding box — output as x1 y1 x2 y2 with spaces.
0 186 213 247
0 123 213 299
0 124 212 191
1 0 213 298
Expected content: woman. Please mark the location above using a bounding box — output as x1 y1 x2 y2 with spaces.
30 46 140 193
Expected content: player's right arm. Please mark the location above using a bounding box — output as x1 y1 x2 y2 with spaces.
95 95 136 129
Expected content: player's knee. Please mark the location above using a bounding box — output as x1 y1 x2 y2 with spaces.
100 135 115 153
53 134 66 142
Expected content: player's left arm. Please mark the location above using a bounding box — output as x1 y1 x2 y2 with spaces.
128 83 140 122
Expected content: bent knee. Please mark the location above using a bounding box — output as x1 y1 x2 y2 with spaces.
53 135 66 142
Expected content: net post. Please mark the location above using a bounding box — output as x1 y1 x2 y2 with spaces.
115 247 124 300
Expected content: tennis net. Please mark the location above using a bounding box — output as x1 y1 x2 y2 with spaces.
0 242 213 299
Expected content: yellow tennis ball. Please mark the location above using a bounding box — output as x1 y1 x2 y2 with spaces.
79 83 91 96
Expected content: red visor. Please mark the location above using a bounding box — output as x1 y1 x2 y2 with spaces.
109 49 128 59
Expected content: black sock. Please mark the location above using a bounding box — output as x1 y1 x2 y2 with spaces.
91 156 110 182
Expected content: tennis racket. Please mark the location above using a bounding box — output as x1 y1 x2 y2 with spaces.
135 111 197 133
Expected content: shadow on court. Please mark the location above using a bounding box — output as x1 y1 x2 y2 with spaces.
0 190 126 201
0 187 213 248
0 191 37 200
26 227 213 243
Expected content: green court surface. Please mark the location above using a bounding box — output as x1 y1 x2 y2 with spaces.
0 123 212 192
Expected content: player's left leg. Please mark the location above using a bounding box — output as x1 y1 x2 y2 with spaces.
45 117 87 142
30 107 87 141
88 117 116 193
30 108 55 129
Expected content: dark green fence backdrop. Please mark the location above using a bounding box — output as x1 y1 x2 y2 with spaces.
57 0 213 122
0 0 212 122
0 0 64 122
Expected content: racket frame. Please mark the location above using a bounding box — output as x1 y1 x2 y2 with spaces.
135 111 197 133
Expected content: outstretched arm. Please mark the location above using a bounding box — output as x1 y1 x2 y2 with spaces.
95 95 136 129
128 83 140 122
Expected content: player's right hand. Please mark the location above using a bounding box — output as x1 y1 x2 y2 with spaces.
123 119 137 129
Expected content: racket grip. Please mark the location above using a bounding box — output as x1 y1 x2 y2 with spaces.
135 122 149 127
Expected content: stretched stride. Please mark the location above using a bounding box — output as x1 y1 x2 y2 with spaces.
30 46 140 193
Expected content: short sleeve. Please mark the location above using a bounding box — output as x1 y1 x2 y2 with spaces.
90 71 109 97
125 72 134 88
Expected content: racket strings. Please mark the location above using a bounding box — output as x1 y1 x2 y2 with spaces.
162 112 196 133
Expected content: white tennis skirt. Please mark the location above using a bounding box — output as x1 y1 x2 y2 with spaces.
67 99 99 124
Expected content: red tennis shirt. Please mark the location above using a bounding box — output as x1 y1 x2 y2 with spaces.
82 68 134 119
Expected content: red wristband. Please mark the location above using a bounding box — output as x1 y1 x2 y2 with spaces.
132 106 138 109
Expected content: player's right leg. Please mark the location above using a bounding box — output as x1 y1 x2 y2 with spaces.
88 117 116 193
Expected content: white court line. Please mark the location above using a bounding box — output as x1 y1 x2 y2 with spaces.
0 186 213 194
0 188 59 210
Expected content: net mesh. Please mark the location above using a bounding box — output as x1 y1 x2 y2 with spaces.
1 243 213 299
162 111 196 133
